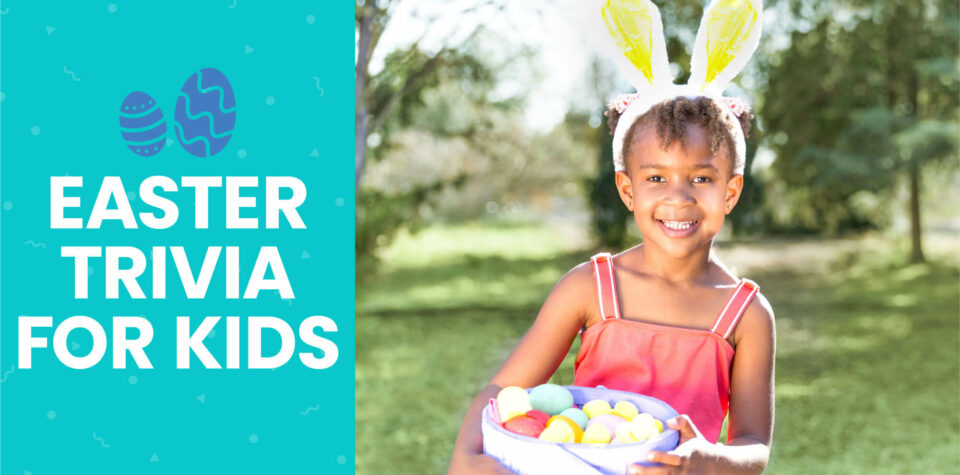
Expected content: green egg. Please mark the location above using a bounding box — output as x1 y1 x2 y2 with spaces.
528 383 574 416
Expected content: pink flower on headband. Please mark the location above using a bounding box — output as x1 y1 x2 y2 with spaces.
718 96 751 118
607 93 751 118
608 93 641 115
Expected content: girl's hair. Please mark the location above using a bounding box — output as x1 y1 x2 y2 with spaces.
607 96 754 175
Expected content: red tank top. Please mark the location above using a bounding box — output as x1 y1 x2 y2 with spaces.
573 252 759 443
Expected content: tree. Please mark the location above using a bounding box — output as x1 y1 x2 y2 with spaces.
762 0 958 260
354 0 501 275
356 0 519 190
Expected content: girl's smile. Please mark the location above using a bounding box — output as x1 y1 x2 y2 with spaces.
655 218 701 237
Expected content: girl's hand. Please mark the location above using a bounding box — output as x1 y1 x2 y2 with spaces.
447 453 513 475
628 415 719 474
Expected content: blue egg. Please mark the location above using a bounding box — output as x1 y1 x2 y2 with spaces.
529 383 575 416
560 408 589 430
119 91 166 157
174 67 236 157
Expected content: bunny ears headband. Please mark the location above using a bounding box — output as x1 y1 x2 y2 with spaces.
601 0 762 174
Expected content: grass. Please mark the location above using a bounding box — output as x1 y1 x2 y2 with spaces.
356 224 959 474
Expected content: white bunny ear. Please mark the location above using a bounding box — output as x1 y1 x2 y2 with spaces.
688 0 762 94
601 0 673 92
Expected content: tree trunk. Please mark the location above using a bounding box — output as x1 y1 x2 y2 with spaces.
908 163 924 263
356 105 368 193
355 8 373 193
907 33 923 264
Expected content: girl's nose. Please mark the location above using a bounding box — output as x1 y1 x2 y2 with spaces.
662 181 696 206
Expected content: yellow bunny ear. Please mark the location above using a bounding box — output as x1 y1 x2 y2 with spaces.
601 0 672 91
688 0 762 94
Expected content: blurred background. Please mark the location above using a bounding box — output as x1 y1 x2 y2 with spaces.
354 0 959 473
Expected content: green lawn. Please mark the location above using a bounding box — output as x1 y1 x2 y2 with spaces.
356 224 960 474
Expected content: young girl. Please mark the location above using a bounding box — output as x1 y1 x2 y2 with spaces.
450 1 773 473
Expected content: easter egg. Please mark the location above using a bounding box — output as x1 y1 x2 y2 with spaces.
630 413 664 441
612 401 639 421
560 408 589 430
546 415 584 443
538 423 574 443
581 423 612 444
586 413 627 436
503 415 545 438
581 399 613 419
525 409 550 427
174 67 236 157
119 91 166 157
612 421 637 443
496 386 532 421
528 383 574 416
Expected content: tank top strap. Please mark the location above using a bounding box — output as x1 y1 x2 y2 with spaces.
590 252 622 320
710 278 760 339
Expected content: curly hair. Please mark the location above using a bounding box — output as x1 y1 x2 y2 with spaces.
607 96 753 175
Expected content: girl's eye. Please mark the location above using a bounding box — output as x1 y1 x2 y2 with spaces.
693 176 712 184
647 176 665 183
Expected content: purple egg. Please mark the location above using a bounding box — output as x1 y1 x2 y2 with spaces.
586 413 627 435
174 67 236 157
119 91 166 157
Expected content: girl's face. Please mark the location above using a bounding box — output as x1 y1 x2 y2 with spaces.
615 123 743 258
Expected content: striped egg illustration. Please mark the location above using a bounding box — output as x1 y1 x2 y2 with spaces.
119 92 167 157
174 67 236 157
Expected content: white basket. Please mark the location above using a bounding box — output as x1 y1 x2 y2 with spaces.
482 385 680 475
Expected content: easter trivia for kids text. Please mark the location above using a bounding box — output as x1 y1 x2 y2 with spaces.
18 175 340 371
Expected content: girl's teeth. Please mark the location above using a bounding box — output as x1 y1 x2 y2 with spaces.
661 220 696 230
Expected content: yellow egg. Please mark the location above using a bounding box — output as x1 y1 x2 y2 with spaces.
547 415 584 443
581 423 612 444
497 386 532 421
614 421 636 443
631 413 662 441
612 401 639 421
539 422 575 443
581 400 612 419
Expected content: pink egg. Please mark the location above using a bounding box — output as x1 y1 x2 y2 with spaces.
525 409 550 426
504 415 546 438
586 413 627 435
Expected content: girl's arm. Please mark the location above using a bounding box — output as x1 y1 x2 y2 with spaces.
448 263 595 474
635 292 776 474
722 291 776 470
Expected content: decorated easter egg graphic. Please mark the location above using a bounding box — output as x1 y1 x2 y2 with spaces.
119 91 166 157
174 67 236 157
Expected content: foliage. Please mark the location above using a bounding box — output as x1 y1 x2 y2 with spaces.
357 24 595 278
761 0 959 236
366 44 496 163
587 110 633 249
727 119 767 236
355 30 509 278
355 0 520 277
356 174 466 276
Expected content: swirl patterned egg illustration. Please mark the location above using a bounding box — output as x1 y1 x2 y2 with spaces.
174 67 236 157
119 92 167 157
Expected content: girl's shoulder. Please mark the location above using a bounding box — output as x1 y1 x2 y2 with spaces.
703 253 776 345
546 258 609 325
731 287 776 347
553 259 599 298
